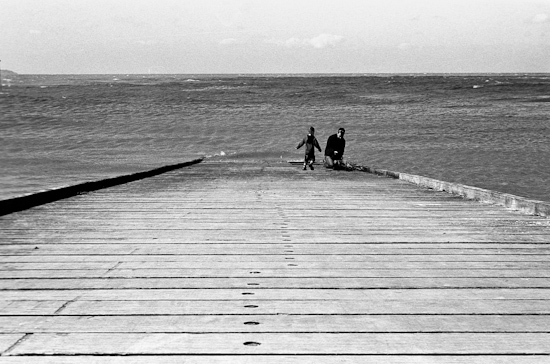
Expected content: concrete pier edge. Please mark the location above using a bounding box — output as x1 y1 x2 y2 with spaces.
1 157 547 218
0 158 204 216
353 164 550 218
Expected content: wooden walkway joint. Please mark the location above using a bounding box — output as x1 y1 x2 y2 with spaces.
1 159 549 363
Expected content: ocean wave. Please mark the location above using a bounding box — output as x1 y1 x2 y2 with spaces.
1 74 549 202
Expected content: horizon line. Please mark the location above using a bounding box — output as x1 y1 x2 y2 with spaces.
4 71 550 76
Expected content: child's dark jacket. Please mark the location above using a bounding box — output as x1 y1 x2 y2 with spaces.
297 134 322 158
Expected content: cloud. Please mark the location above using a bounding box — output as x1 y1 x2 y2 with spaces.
272 33 344 49
532 13 549 23
398 42 413 50
309 34 344 48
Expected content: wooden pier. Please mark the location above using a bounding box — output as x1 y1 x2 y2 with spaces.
1 159 550 363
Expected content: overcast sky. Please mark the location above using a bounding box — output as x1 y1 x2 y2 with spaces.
2 0 549 74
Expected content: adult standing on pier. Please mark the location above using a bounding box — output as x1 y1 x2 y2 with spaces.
324 127 346 169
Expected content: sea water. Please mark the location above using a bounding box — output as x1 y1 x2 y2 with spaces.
1 74 549 202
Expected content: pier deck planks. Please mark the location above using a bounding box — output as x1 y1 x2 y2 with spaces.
1 159 549 362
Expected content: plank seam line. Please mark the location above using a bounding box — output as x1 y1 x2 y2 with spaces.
53 295 81 315
4 331 550 335
4 255 550 262
4 269 550 272
104 262 122 276
4 287 550 291
6 229 549 233
3 299 550 302
5 353 550 357
1 333 32 356
5 313 550 317
3 242 550 245
6 245 550 250
4 267 549 270
6 276 550 279
3 298 550 302
4 260 547 269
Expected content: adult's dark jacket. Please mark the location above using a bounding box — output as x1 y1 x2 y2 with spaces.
324 134 346 160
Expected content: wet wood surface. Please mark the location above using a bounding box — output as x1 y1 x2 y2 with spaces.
1 159 549 362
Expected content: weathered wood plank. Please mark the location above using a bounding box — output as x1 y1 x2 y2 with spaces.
0 300 64 315
2 254 550 262
2 242 549 249
22 299 549 315
0 257 550 275
3 315 550 333
4 227 549 236
1 356 549 364
3 288 550 301
0 262 119 270
3 261 550 269
4 213 545 221
3 235 549 243
2 277 550 290
9 333 550 355
4 221 549 231
3 245 550 256
2 268 549 279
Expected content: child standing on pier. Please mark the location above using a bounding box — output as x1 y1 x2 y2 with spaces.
296 126 322 170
